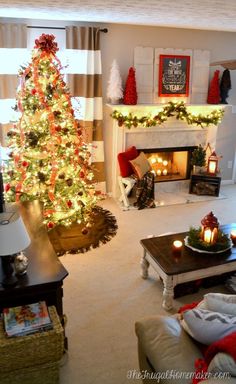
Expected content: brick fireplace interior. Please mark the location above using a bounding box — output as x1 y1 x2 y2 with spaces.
141 146 197 183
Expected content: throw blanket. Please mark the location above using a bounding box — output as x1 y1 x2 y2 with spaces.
134 171 155 210
178 302 236 383
193 332 236 383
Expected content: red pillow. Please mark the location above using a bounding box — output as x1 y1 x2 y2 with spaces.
118 146 139 177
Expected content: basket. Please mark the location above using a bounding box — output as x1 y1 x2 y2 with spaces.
1 361 60 384
0 306 64 373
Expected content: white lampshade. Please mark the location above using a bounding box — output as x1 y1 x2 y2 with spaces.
0 212 31 256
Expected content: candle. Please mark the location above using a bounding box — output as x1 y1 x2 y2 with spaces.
163 169 168 176
163 160 168 167
172 240 183 255
157 169 162 176
204 229 212 243
208 161 217 174
230 230 236 245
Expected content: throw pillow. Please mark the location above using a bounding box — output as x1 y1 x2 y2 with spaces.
117 146 139 177
182 308 236 345
208 352 236 377
129 151 151 179
204 293 236 316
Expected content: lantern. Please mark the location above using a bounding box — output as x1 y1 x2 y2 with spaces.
201 211 219 245
207 151 218 175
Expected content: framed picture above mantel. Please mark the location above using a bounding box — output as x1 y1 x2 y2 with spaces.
158 54 190 97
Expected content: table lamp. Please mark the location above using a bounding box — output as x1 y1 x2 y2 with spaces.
0 212 31 287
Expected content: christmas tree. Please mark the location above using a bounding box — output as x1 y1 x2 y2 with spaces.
207 70 220 104
123 67 138 105
106 59 123 104
3 34 100 230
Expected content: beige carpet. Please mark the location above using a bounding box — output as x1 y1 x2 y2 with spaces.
59 184 236 384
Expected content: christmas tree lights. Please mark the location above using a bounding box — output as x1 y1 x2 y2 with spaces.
3 34 101 230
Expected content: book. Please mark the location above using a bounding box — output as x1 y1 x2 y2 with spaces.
3 301 53 337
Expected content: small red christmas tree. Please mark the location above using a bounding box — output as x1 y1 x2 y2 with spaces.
123 67 138 105
207 70 220 104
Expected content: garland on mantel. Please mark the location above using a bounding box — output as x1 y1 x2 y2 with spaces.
111 101 224 129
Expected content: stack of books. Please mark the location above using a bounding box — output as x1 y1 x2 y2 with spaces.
3 301 53 337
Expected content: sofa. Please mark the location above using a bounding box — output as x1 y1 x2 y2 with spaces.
135 293 236 384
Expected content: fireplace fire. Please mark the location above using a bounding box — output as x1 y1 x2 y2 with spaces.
141 146 197 182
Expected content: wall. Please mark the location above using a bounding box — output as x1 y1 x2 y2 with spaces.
2 19 236 192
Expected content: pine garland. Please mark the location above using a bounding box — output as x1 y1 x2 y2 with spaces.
187 227 231 252
111 101 224 129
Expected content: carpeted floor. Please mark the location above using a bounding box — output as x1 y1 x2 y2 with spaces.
59 184 236 384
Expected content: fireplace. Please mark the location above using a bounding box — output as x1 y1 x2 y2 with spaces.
107 104 219 200
141 146 197 183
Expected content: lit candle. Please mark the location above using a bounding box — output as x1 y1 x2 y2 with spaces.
163 160 168 166
157 157 163 163
163 169 168 176
157 169 162 176
208 161 217 174
204 229 212 243
172 240 183 255
230 230 236 245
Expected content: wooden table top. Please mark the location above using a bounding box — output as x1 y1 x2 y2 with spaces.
0 201 68 291
140 224 236 276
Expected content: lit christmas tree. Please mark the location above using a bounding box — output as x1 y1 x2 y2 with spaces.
123 67 138 105
106 59 123 104
3 34 100 230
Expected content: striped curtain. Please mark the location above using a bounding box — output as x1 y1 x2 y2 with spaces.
66 26 106 193
0 23 27 98
0 23 27 146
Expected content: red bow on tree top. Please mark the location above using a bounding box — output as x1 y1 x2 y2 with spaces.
34 34 58 54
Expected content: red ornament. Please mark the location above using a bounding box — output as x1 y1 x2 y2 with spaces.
5 183 11 192
47 221 54 229
123 67 138 105
81 228 88 235
22 161 29 167
31 89 36 95
80 171 85 178
67 200 72 208
55 125 62 132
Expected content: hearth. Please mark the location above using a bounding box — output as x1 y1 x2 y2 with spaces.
141 146 197 183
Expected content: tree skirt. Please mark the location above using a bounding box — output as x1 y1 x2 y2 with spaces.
48 206 117 255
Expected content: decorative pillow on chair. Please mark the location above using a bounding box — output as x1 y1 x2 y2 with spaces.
129 152 151 179
117 146 139 177
181 308 236 345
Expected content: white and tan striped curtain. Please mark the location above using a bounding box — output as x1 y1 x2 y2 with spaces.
0 23 27 145
0 23 27 98
66 26 106 193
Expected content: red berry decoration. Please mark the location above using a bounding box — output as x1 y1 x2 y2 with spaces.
47 221 54 229
67 200 72 208
22 161 29 167
5 183 11 192
80 171 85 178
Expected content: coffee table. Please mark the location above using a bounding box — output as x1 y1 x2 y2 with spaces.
140 224 236 311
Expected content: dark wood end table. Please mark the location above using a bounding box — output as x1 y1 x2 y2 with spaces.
140 224 236 311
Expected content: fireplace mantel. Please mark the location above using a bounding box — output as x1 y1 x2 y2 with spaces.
106 104 223 200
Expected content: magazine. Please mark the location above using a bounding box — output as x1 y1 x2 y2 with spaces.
3 301 53 337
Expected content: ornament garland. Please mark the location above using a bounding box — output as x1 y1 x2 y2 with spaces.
111 101 224 129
